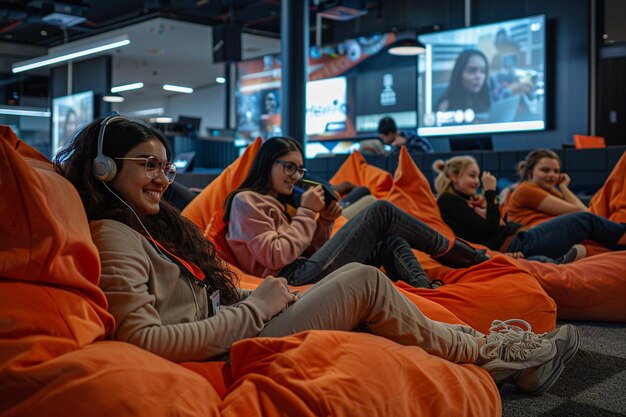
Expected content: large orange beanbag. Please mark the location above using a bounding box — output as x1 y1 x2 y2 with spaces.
330 147 556 333
512 252 626 322
0 129 225 416
1 128 502 417
589 150 626 222
182 137 262 264
329 151 393 198
382 147 624 324
224 331 500 417
182 137 262 233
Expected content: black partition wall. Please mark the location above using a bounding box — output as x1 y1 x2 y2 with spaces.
50 55 112 118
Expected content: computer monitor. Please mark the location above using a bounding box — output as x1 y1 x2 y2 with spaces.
51 90 94 156
173 151 197 173
177 116 202 134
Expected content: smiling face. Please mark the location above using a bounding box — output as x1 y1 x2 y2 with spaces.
269 150 304 197
452 161 481 196
111 139 169 215
529 157 561 190
462 54 487 93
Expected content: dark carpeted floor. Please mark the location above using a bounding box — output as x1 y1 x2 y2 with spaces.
501 321 626 417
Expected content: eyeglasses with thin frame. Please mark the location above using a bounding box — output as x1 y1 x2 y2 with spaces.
275 159 307 178
115 156 177 183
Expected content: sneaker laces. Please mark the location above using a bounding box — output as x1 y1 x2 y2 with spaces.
481 319 543 362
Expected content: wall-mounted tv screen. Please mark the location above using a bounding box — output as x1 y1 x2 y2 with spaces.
417 14 546 137
52 90 94 156
306 76 356 140
355 67 417 133
235 33 398 143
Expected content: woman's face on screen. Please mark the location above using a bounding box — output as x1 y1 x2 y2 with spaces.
462 55 487 93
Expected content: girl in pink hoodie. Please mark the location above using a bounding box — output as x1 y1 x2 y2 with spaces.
224 137 490 288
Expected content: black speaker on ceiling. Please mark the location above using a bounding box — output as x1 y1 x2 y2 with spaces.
212 24 241 63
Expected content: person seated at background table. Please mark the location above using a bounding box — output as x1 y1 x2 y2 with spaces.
375 116 434 154
53 115 579 396
436 49 491 116
433 156 626 263
224 136 488 289
506 149 589 226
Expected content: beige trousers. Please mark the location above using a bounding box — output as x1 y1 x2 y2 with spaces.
260 263 482 364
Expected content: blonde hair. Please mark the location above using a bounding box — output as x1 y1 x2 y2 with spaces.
432 155 478 196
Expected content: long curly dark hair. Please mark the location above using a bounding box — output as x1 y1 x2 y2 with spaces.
54 116 239 304
223 136 303 222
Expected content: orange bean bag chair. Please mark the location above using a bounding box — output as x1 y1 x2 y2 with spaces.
329 151 393 198
380 147 557 333
180 142 555 334
377 147 626 324
589 150 626 222
0 127 501 417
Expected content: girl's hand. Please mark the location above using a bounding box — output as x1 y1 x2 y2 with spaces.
248 276 299 319
473 206 487 219
558 173 571 187
481 171 497 191
468 195 486 209
319 200 342 221
301 185 325 212
504 252 525 259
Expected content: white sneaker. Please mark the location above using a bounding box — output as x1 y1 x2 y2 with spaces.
478 319 580 395
510 324 580 394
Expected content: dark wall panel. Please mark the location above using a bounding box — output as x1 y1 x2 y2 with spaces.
50 55 112 118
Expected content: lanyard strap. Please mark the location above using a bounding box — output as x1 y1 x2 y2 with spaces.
144 236 207 285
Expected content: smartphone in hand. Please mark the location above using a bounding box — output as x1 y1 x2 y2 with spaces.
300 179 339 205
293 179 339 207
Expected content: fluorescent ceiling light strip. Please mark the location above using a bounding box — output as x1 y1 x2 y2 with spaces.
163 84 193 93
150 117 174 123
102 95 125 103
111 82 144 93
12 36 130 73
129 108 164 116
0 107 51 117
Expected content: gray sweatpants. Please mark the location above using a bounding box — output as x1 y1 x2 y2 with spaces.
260 263 483 364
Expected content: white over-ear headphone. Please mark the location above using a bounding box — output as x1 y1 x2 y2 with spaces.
93 112 127 182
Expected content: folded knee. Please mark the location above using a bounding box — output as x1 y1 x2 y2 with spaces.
339 263 386 287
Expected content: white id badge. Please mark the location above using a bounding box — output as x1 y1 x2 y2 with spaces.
210 290 221 316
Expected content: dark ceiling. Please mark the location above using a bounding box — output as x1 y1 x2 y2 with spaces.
0 1 388 48
0 0 286 47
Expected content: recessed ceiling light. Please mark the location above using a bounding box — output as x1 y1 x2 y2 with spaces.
12 35 130 73
111 82 144 93
216 77 226 84
149 117 175 123
163 84 193 94
0 106 50 117
129 108 164 116
102 95 125 103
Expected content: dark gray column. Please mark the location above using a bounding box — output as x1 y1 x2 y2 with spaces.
280 0 308 151
224 62 231 129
